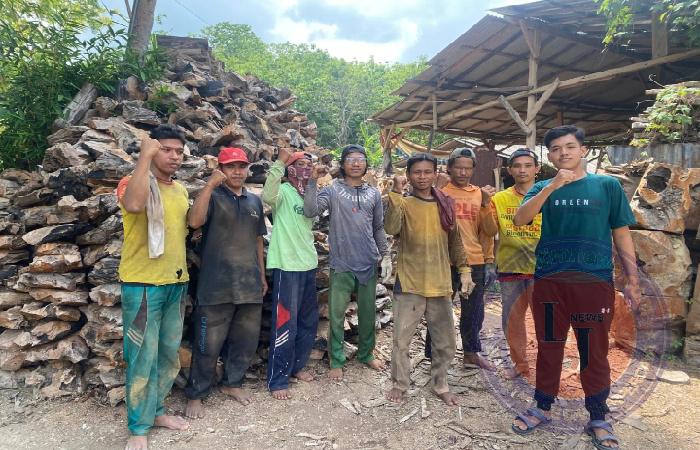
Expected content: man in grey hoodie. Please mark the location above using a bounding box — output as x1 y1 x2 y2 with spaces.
304 144 392 381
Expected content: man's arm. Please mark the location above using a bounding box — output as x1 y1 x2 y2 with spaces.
613 226 640 306
257 236 268 296
120 137 162 213
303 169 330 218
188 169 226 229
372 190 389 256
262 147 292 207
448 227 469 271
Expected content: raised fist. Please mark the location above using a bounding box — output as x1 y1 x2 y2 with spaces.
311 164 329 180
480 185 496 206
208 169 227 187
392 175 407 193
278 146 293 164
551 169 576 190
139 137 162 160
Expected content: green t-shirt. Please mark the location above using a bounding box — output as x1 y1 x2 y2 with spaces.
523 173 635 281
262 161 318 271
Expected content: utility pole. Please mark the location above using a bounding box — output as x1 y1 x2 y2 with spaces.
127 0 157 57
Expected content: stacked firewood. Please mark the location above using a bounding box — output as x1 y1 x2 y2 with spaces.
0 36 394 403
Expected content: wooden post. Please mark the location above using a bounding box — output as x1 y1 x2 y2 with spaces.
525 26 540 149
127 0 157 58
381 127 394 176
427 95 438 151
651 11 669 58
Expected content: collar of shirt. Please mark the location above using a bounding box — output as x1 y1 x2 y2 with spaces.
219 185 248 198
445 182 479 192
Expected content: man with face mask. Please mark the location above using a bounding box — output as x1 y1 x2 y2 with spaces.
263 147 319 400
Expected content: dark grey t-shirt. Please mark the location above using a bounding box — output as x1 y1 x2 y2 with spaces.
197 186 267 305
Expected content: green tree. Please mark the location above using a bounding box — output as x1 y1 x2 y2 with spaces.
198 22 428 149
596 0 700 46
0 0 165 169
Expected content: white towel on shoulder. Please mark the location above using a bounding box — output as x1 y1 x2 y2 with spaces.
146 173 165 258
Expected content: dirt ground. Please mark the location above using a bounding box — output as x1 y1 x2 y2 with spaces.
2 297 700 450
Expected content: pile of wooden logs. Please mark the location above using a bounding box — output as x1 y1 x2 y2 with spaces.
0 36 394 402
606 160 700 362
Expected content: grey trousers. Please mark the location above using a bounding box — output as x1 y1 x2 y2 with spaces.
391 293 455 394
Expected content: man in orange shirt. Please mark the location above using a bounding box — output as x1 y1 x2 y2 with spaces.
439 147 498 370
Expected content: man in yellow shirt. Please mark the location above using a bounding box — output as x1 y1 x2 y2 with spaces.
490 148 541 379
117 124 190 450
384 152 471 406
439 148 498 370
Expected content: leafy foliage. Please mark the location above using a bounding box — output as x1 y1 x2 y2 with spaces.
0 0 166 170
198 23 428 150
596 0 700 46
631 84 700 146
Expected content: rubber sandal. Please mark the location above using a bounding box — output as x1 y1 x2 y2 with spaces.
585 420 620 450
511 407 551 435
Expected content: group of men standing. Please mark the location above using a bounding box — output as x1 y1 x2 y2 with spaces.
118 123 638 450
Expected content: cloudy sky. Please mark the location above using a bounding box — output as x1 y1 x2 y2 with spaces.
104 0 532 63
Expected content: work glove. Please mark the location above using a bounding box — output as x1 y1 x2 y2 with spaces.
460 270 475 296
484 263 497 289
380 255 393 284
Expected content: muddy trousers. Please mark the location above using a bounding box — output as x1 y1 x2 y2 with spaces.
185 303 262 399
532 273 614 421
391 292 455 395
267 269 318 391
328 270 378 369
500 278 534 373
122 282 187 436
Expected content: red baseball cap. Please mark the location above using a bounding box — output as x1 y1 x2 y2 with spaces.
218 147 249 164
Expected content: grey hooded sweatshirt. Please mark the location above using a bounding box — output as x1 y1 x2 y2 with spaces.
304 178 389 284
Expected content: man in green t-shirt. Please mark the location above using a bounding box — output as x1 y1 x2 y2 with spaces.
511 126 640 450
262 146 318 400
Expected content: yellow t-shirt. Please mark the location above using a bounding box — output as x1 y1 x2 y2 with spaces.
384 192 466 298
490 186 541 275
117 176 190 285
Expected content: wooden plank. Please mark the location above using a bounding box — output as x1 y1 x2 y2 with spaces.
651 11 669 58
526 28 540 149
526 77 560 125
498 96 530 134
63 83 97 126
519 20 537 57
431 49 700 128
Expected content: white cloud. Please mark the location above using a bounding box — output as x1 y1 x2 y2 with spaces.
316 19 419 62
270 17 338 43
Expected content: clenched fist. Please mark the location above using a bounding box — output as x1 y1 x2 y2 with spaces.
207 169 227 187
550 169 577 190
480 185 496 206
311 164 329 180
139 137 162 160
278 146 293 164
392 175 407 193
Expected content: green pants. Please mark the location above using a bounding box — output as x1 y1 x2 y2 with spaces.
329 270 377 368
122 283 187 436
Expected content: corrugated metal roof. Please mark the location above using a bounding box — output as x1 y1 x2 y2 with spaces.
371 1 700 145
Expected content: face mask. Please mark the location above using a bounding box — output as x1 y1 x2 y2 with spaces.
287 164 312 196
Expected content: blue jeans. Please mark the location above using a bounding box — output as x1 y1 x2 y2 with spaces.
267 269 318 391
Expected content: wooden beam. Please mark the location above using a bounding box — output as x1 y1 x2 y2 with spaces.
498 95 530 135
429 49 700 128
519 20 538 57
526 77 560 125
427 95 438 151
525 26 540 149
651 11 669 58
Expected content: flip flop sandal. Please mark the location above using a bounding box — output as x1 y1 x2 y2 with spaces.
585 420 621 450
511 407 552 435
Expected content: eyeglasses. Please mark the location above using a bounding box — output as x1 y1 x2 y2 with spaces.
345 157 367 164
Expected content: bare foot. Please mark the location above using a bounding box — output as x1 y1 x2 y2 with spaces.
220 386 252 405
328 368 343 382
435 391 459 406
386 387 405 403
503 367 528 379
464 352 496 371
125 435 147 450
293 370 314 382
365 359 385 371
512 408 550 432
271 389 292 400
153 414 189 431
185 399 204 419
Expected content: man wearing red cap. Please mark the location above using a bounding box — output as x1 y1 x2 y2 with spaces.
184 147 268 419
263 146 318 400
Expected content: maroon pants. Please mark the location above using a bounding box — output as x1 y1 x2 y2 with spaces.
532 272 614 419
